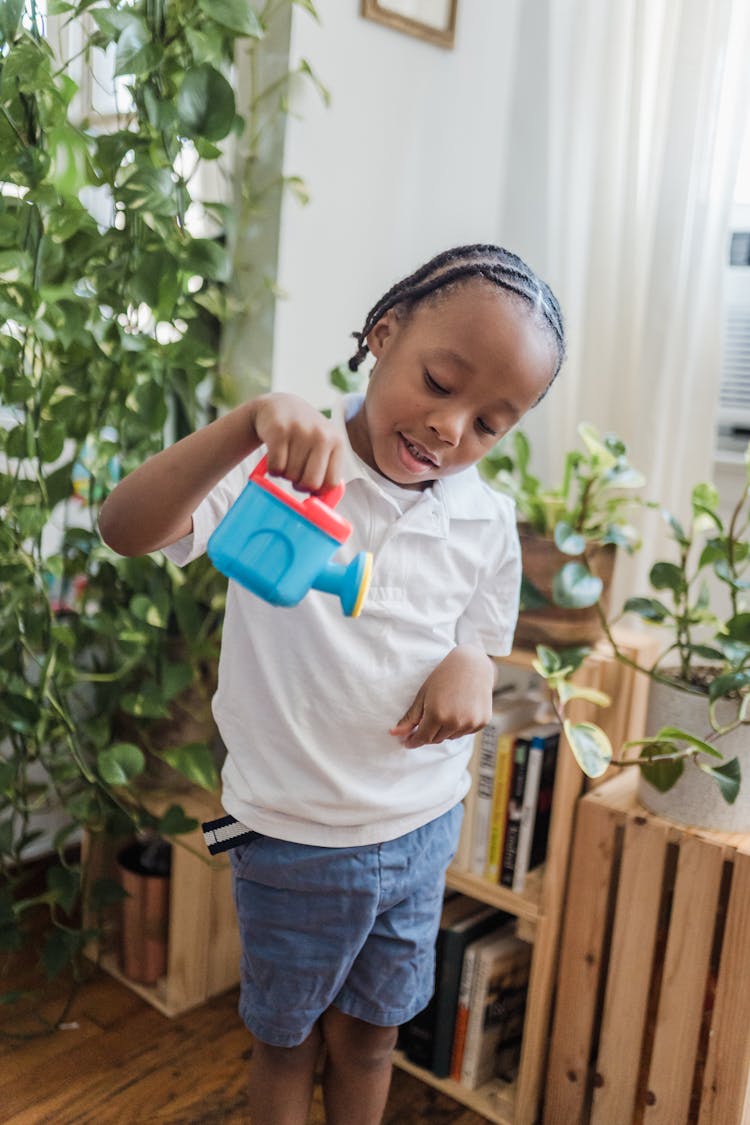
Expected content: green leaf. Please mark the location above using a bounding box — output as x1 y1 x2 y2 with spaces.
553 521 586 556
97 743 146 786
519 575 551 610
627 727 724 760
118 166 178 217
639 748 685 793
650 561 686 594
161 662 193 701
46 866 80 916
197 0 263 37
563 720 612 778
0 0 25 43
89 878 129 910
159 743 219 792
158 805 199 835
698 757 741 804
130 592 170 628
177 65 236 142
120 683 171 719
41 927 81 979
623 596 669 622
708 670 750 703
114 18 159 77
557 681 611 708
533 645 564 676
552 562 603 609
725 614 750 644
47 125 92 198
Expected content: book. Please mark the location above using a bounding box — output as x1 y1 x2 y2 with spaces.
499 729 535 888
484 732 514 880
527 728 562 874
449 921 515 1082
402 891 463 1067
459 929 532 1090
430 900 510 1078
511 723 560 893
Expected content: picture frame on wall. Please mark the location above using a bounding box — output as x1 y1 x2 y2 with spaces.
360 0 458 50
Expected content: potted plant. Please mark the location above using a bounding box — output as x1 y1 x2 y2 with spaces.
479 423 646 647
0 0 322 1024
534 448 750 831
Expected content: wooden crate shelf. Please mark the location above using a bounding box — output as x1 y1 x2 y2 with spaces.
544 771 750 1125
394 629 658 1125
84 785 241 1018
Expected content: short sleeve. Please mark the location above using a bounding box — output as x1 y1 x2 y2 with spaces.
161 455 257 567
455 501 522 657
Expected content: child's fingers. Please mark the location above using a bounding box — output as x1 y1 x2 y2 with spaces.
296 442 344 494
390 696 424 740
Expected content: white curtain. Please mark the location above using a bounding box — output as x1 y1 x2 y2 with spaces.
509 0 750 601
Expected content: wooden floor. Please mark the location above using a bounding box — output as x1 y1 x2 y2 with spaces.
0 941 488 1125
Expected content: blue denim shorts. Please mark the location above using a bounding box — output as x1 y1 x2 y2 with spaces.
229 803 463 1047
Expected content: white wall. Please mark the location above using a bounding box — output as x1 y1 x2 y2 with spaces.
271 0 524 405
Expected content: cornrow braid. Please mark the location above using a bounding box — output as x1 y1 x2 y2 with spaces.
348 244 565 391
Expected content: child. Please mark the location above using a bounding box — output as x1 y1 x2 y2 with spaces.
98 243 565 1125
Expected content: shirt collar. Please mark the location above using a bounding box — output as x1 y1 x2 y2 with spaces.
332 394 503 522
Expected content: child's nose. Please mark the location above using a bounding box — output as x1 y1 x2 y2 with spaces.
427 410 463 446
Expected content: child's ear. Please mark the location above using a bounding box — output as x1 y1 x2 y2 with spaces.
366 310 397 358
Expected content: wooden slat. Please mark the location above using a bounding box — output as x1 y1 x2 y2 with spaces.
698 842 750 1125
207 857 242 995
513 661 592 1125
544 798 621 1125
643 834 725 1125
590 814 669 1125
164 823 216 1013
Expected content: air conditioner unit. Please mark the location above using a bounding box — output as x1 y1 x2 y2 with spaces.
717 231 750 432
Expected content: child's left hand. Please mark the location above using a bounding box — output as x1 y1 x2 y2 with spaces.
390 645 495 749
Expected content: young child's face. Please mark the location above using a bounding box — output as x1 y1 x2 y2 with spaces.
347 281 557 489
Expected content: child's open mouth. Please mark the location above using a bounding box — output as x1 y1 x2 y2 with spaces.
399 434 439 472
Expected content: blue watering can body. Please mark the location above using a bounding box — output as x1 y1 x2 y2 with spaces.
208 456 372 617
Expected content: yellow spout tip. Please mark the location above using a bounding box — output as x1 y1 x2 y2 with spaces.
350 553 373 618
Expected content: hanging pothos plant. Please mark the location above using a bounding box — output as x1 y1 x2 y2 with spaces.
0 0 323 1026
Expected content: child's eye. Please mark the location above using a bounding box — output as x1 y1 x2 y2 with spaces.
424 371 448 394
477 418 498 437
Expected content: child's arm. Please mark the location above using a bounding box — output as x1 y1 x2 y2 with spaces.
389 644 496 749
98 393 343 557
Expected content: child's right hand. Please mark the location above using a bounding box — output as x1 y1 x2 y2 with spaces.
249 393 344 494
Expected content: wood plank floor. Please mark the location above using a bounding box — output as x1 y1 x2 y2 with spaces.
0 952 488 1124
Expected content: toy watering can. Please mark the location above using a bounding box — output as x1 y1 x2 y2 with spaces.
207 455 372 617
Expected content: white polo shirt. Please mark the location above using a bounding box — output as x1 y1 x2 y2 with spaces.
163 396 521 846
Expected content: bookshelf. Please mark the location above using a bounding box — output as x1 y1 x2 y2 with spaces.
392 629 657 1125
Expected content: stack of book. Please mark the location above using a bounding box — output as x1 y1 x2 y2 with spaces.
400 895 531 1090
452 695 561 894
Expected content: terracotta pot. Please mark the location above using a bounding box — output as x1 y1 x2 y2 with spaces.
514 528 616 649
117 839 171 985
637 677 750 832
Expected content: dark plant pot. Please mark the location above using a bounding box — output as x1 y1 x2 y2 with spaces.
514 528 616 649
116 838 172 985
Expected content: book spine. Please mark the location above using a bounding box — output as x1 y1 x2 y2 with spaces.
460 945 495 1088
528 732 560 873
449 942 480 1082
500 734 531 888
511 741 545 894
470 724 501 875
484 733 513 881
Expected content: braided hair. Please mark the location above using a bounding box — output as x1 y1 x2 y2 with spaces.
347 244 565 394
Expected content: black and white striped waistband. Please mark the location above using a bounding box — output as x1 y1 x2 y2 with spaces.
202 814 260 856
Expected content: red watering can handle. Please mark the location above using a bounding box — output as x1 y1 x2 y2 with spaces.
250 454 345 509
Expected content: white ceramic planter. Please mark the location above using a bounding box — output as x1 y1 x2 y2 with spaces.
637 678 750 832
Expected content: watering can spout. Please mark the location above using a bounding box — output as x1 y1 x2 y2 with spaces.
313 553 373 617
